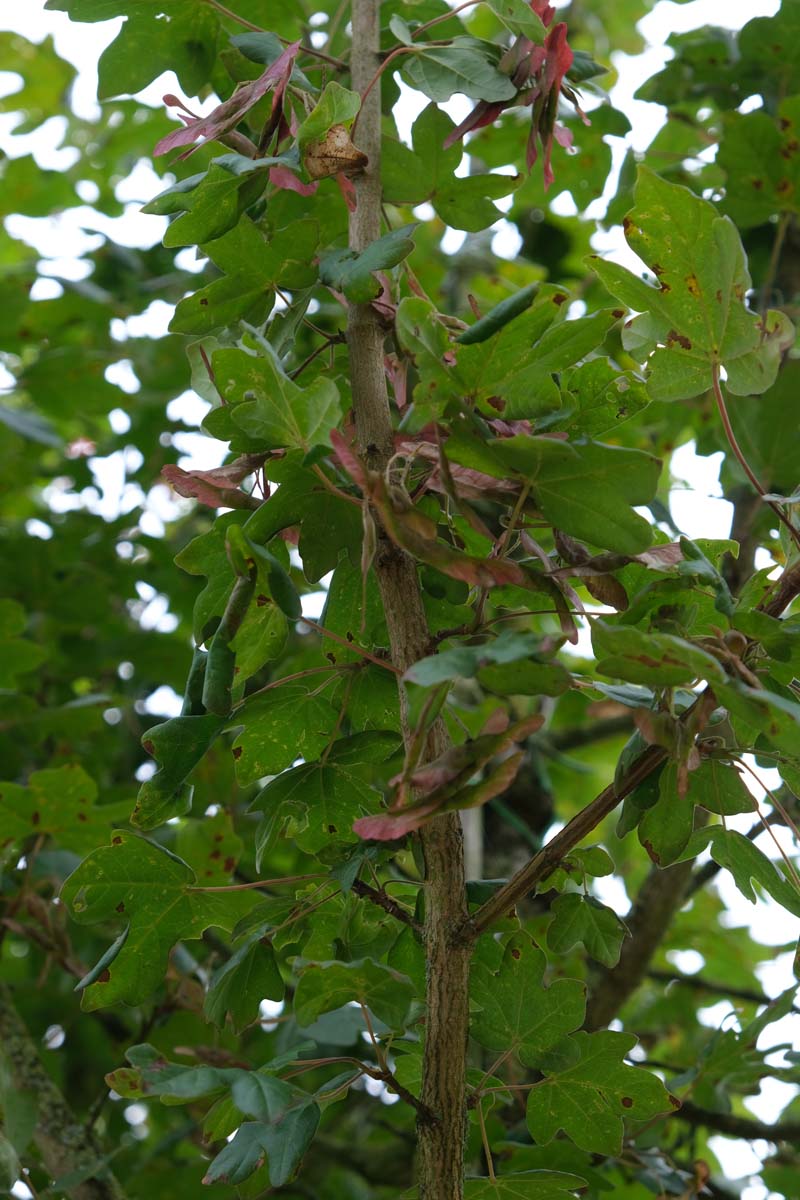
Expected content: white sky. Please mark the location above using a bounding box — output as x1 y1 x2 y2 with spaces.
1 3 797 1195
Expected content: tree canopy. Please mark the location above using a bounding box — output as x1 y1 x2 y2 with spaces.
1 1 800 1198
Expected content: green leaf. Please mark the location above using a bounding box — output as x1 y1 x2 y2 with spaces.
637 763 696 867
294 958 416 1029
556 358 650 439
458 437 661 556
405 629 542 685
592 620 725 687
251 755 387 860
203 1107 320 1188
526 1031 676 1155
318 225 418 304
547 895 628 968
213 345 341 453
204 935 284 1032
96 5 217 98
590 168 794 400
0 764 128 856
471 933 586 1066
297 81 361 148
0 597 46 687
0 1132 20 1192
435 170 521 233
232 686 338 786
62 832 252 1010
686 758 755 816
486 0 546 39
697 827 800 918
175 809 243 885
171 217 319 335
478 659 572 698
401 38 518 103
147 158 272 248
718 97 800 228
133 714 225 829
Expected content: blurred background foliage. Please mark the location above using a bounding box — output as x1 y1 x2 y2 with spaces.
1 1 799 1198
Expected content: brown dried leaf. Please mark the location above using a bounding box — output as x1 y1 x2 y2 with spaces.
303 124 368 180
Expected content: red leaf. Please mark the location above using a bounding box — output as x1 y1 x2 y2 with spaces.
154 42 300 158
329 429 368 489
269 165 318 196
161 456 265 510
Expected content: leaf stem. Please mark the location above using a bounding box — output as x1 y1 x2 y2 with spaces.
234 664 346 709
352 46 419 138
476 1100 496 1181
711 364 800 551
759 211 790 314
737 757 800 853
188 873 325 892
311 462 363 507
360 1002 388 1073
410 0 482 39
300 617 403 674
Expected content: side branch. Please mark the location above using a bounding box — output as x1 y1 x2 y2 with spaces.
467 546 800 946
676 1099 800 1143
463 745 666 940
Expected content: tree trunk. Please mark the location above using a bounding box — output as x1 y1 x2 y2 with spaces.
347 3 469 1194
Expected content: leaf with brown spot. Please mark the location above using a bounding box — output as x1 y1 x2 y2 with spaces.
590 168 794 400
63 832 253 1011
471 932 586 1066
0 764 130 857
527 1030 675 1154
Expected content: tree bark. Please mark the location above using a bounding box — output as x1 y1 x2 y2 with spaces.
347 3 470 1195
0 983 127 1200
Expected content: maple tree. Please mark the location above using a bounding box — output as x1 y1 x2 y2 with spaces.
2 0 800 1198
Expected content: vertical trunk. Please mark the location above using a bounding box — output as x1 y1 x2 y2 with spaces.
347 3 470 1194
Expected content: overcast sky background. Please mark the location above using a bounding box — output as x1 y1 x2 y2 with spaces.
1 2 798 1195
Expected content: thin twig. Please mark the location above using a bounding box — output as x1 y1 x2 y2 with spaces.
300 617 402 674
203 0 347 68
204 0 263 31
234 664 346 709
673 1099 800 1142
352 879 422 932
647 968 800 1013
463 743 668 940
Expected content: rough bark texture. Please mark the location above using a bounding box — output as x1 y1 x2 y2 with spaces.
347 3 470 1194
0 983 127 1200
